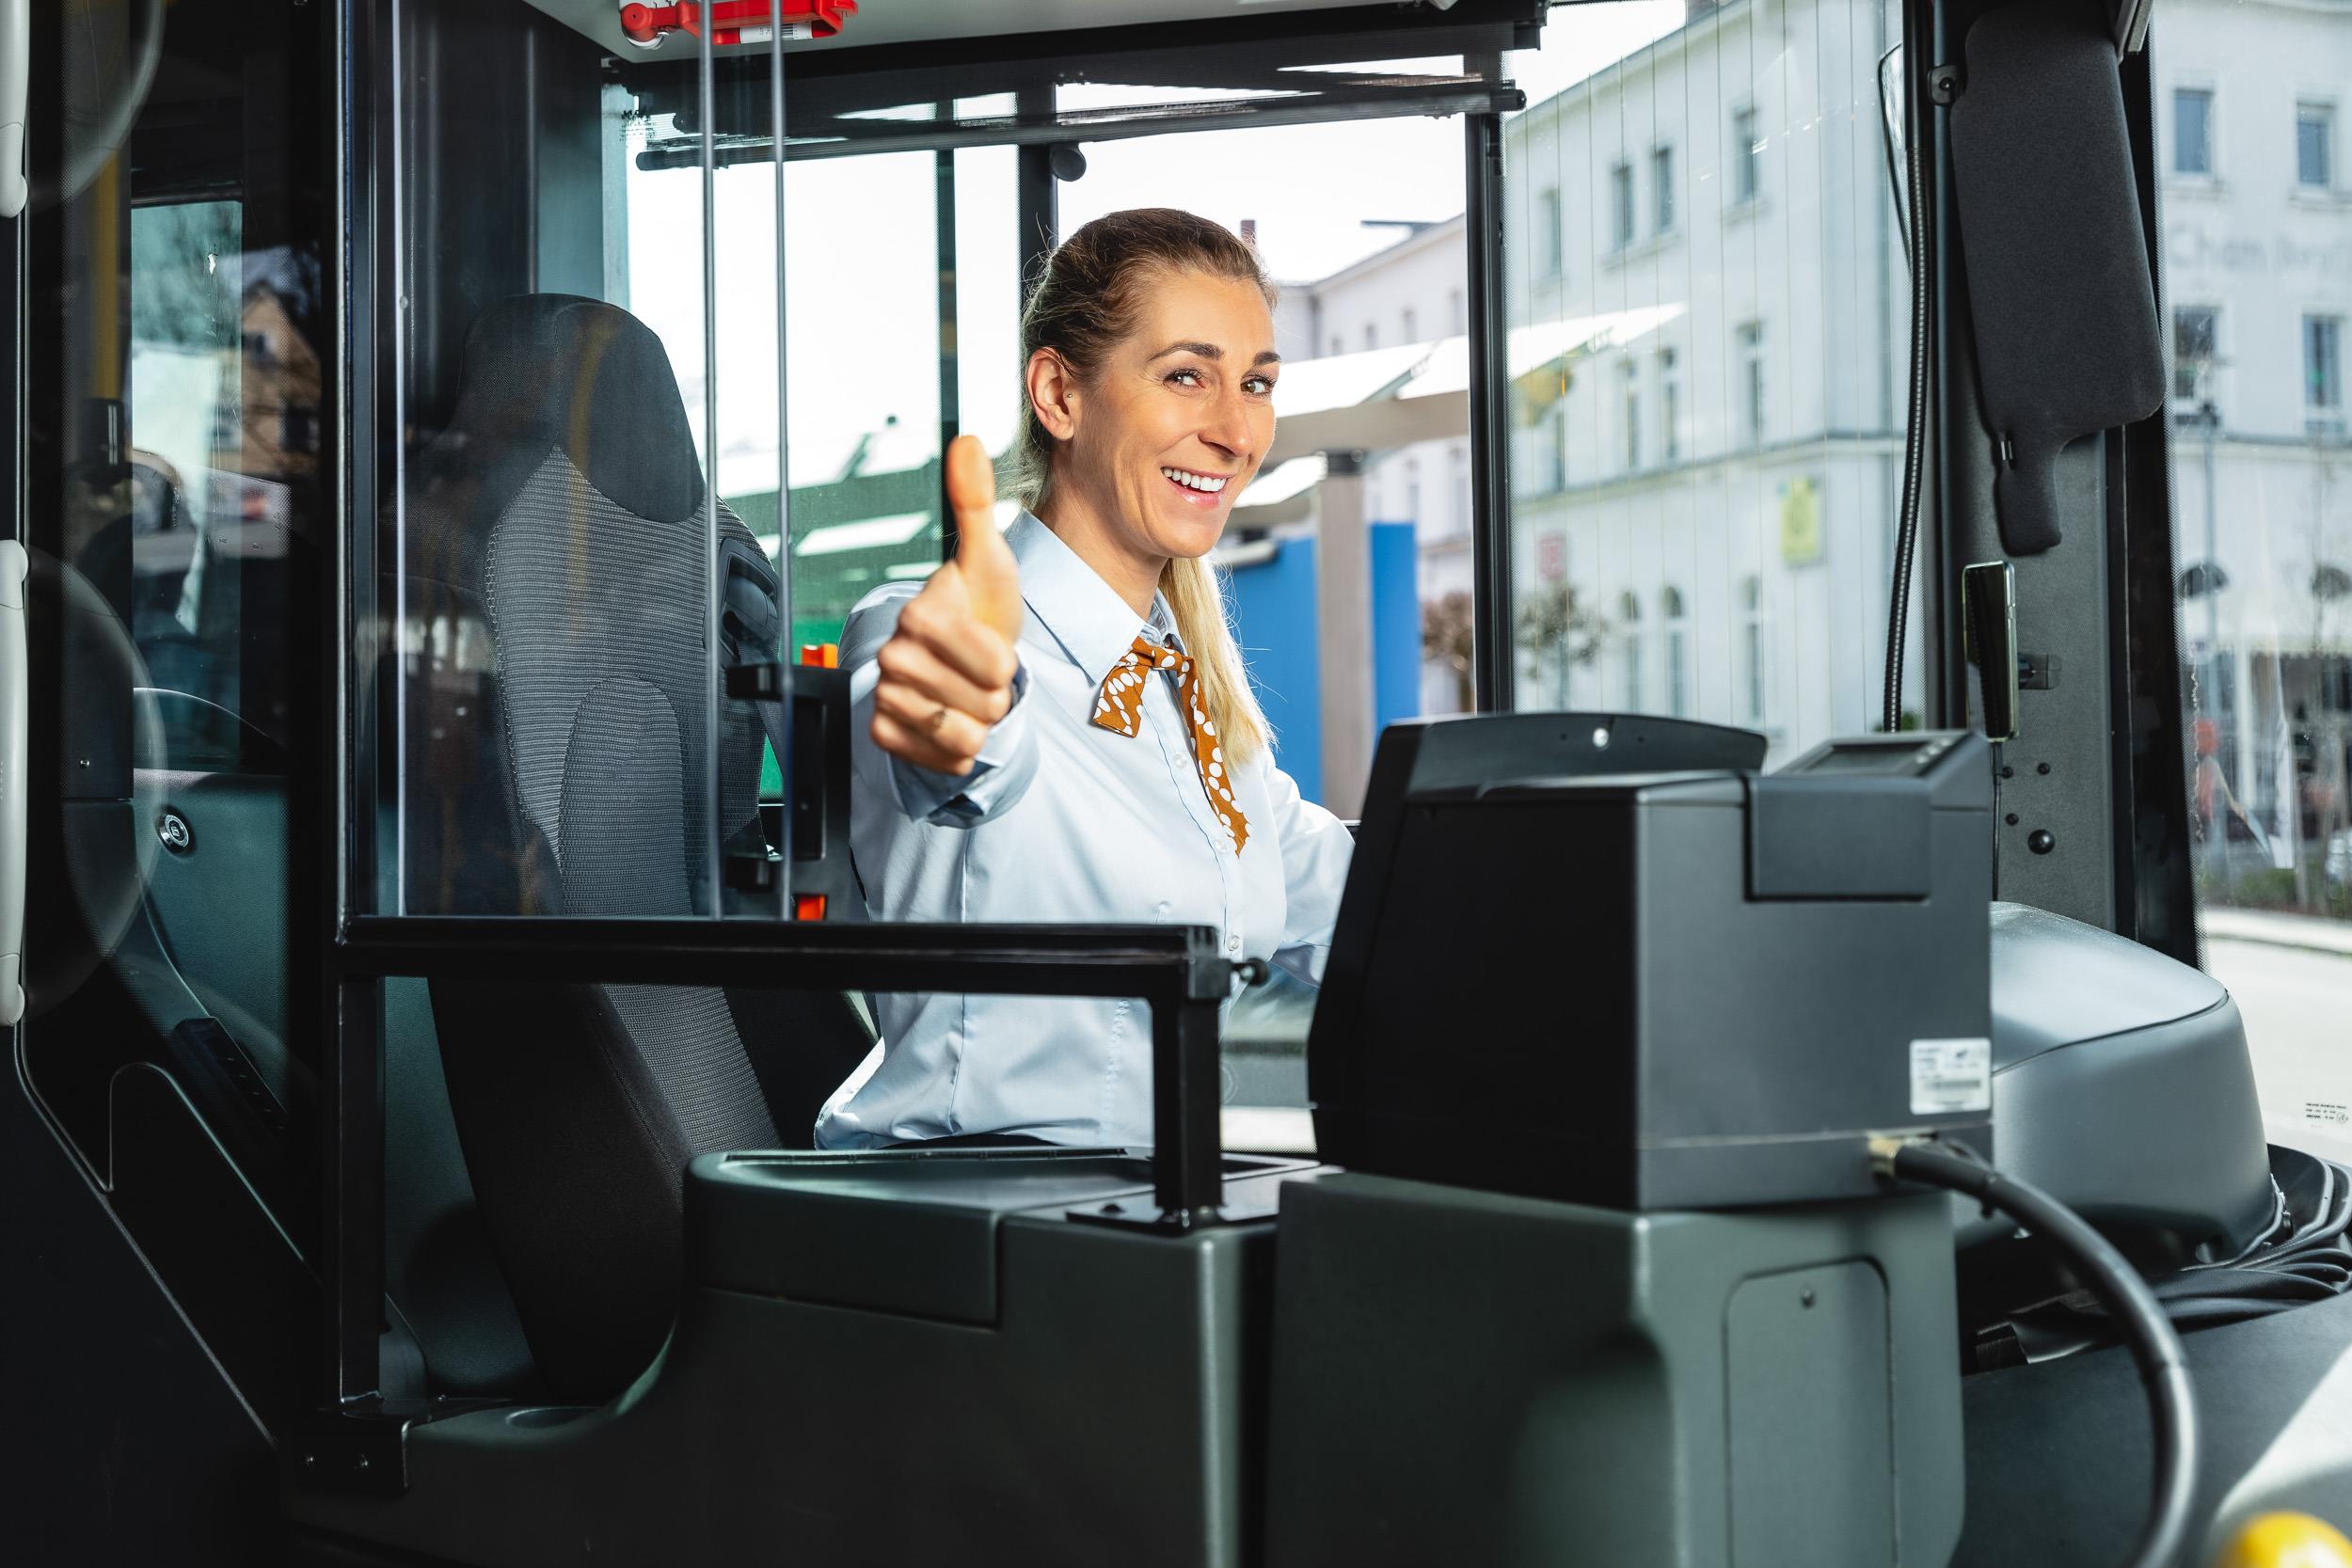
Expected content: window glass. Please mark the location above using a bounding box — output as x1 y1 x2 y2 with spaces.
2305 314 2343 417
2176 86 2215 176
385 24 789 919
1732 104 1761 204
2175 306 2219 403
1505 0 1911 758
2166 0 2352 1164
2299 102 2333 189
128 198 294 770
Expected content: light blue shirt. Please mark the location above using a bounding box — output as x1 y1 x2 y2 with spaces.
814 511 1355 1148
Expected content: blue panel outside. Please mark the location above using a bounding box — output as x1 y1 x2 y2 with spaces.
1227 538 1324 804
1370 521 1421 736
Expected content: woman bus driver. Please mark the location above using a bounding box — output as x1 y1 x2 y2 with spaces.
814 209 1356 1149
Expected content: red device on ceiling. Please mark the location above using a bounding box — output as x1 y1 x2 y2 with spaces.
618 0 859 48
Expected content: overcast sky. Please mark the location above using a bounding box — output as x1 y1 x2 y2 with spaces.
620 1 1685 503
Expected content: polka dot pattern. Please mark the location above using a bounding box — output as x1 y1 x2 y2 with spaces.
1091 633 1250 855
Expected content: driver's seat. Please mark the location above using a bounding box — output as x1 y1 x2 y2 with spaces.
398 294 872 1400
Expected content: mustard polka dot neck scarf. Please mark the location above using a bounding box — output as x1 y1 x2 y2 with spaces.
1092 632 1249 855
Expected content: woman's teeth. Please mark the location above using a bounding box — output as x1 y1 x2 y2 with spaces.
1161 467 1228 494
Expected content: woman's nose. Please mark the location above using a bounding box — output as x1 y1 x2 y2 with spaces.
1201 388 1257 462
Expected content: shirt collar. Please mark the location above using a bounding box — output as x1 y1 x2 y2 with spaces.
1006 510 1182 681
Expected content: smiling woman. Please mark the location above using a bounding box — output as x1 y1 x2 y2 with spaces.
820 209 1356 1150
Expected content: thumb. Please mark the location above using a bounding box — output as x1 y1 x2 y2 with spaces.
946 434 1022 643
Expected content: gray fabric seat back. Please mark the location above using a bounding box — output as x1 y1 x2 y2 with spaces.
401 294 872 1399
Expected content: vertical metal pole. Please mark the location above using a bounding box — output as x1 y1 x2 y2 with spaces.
936 131 961 559
1151 968 1226 1225
1464 105 1514 712
1014 87 1057 295
769 9 793 893
698 19 722 915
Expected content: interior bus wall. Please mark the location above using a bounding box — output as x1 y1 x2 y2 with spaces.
1934 0 2127 936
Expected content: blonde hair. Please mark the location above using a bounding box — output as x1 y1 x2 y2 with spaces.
1015 209 1272 766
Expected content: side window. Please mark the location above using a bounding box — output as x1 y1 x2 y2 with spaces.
1505 0 1902 756
128 199 292 774
2167 1 2352 1163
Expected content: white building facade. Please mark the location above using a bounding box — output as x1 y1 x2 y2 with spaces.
2156 0 2352 886
1500 0 1911 764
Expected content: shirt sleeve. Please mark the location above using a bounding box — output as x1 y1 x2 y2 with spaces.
844 583 1041 829
1262 757 1356 986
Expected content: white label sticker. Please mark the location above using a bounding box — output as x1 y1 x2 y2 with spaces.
1910 1037 1992 1117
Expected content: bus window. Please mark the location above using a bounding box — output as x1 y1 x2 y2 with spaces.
1501 0 1914 764
2158 0 2352 1162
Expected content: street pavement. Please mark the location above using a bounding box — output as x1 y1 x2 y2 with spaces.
2208 936 2352 1166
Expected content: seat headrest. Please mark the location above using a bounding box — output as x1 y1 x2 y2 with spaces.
421 294 705 530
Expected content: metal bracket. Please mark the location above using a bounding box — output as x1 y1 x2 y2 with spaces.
1929 64 1960 105
723 660 785 701
296 1399 508 1497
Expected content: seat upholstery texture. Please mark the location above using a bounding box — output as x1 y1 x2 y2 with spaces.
402 293 871 1399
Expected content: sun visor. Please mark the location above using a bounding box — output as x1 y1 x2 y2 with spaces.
1948 0 2164 557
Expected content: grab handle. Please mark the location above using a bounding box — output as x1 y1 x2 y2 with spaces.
0 0 25 219
0 542 25 1022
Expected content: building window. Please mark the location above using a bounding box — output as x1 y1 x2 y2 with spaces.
1364 322 1379 352
1328 334 1343 356
1620 358 1641 471
1651 144 1675 234
1449 288 1466 336
1402 306 1418 344
2306 314 2343 412
1536 186 1564 279
2299 102 2334 189
1661 586 1688 717
1740 575 1769 723
2174 307 2218 403
2175 87 2214 177
1611 161 1634 250
1659 347 1681 463
1402 456 1422 524
1732 104 1760 204
1447 444 1469 538
1737 321 1766 446
1618 591 1644 709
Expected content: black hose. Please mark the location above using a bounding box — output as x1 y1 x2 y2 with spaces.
1883 44 1934 734
1883 1140 2199 1568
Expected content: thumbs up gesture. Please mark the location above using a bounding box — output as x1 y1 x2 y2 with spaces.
868 436 1025 776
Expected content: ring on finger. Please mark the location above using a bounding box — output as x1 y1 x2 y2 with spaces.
926 706 951 735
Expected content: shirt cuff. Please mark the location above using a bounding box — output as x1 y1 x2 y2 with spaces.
887 657 1035 825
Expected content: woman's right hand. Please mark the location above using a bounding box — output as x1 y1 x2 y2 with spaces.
867 435 1025 776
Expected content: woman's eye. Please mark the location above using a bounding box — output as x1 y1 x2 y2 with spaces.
1168 368 1204 388
1244 374 1275 396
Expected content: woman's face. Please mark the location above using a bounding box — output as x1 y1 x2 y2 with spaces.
1051 267 1279 562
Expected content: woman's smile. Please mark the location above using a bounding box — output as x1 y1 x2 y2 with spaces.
1159 463 1233 505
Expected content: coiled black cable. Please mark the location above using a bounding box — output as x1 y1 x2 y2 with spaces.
1877 1137 2198 1568
1883 43 1934 734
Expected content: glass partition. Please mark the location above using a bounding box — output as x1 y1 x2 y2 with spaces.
386 5 788 920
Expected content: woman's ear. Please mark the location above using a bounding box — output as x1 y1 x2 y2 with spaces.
1025 348 1079 443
